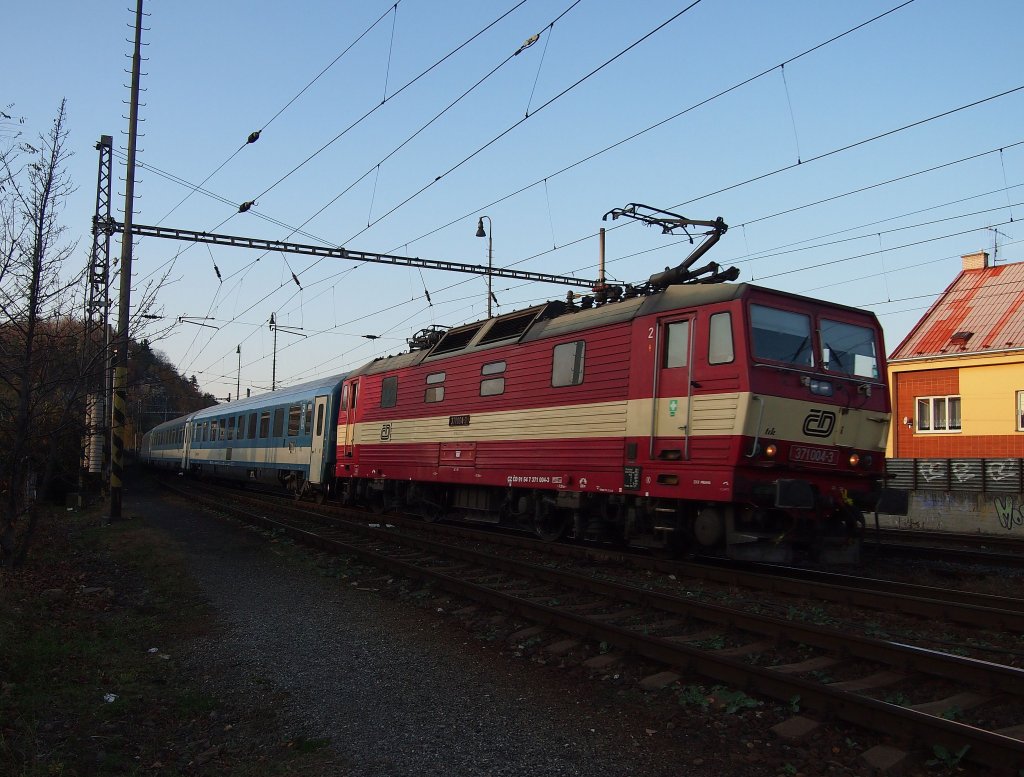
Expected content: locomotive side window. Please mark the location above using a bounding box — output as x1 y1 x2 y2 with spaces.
750 305 812 367
272 408 284 437
820 319 878 378
425 372 446 403
664 321 690 368
381 376 398 408
480 361 506 396
288 405 302 436
552 340 585 387
708 312 734 364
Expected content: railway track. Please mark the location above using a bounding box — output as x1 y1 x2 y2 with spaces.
867 527 1024 568
170 480 1024 771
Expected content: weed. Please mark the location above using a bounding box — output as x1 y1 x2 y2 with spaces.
926 744 969 771
678 685 710 709
710 686 762 714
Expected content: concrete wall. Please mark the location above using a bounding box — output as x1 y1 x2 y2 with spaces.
876 488 1024 535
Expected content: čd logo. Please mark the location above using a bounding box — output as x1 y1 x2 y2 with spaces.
803 409 836 438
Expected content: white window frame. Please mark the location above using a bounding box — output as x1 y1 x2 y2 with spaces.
1017 390 1024 432
915 395 961 433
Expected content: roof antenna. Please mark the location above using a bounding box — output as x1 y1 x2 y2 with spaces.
988 226 1011 264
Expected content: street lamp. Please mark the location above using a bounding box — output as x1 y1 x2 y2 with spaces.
475 216 494 318
268 312 305 391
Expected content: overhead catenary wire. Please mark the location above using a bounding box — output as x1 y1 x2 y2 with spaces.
140 0 1019 391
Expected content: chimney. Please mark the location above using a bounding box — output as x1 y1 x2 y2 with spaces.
962 251 989 270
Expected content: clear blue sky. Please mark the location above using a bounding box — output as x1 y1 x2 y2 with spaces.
5 0 1023 404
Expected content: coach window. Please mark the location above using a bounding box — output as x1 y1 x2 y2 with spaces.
272 408 285 437
664 321 690 368
304 402 313 434
316 403 325 437
708 312 734 364
248 413 257 439
552 341 585 387
750 305 812 368
381 376 398 408
259 410 270 439
424 372 446 403
480 361 506 396
227 416 236 441
288 404 302 436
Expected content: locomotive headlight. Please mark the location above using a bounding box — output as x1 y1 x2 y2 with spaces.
764 443 778 458
809 379 833 397
848 452 860 467
861 454 874 468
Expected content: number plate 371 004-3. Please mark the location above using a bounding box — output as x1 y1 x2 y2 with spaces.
790 445 837 466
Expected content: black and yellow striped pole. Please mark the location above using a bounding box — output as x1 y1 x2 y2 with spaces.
109 0 145 520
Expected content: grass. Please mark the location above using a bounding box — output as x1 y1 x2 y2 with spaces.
0 504 339 776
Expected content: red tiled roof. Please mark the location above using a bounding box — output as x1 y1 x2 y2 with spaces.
889 260 1024 359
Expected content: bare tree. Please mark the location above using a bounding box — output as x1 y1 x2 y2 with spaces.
0 101 88 565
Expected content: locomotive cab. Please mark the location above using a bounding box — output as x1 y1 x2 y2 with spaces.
629 284 891 563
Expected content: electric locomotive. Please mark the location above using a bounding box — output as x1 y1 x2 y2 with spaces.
332 207 896 563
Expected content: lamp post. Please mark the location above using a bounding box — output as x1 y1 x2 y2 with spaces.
269 313 305 391
475 216 494 318
235 345 241 402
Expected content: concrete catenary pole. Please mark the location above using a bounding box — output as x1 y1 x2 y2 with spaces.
109 0 145 519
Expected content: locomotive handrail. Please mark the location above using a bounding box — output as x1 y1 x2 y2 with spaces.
746 395 765 458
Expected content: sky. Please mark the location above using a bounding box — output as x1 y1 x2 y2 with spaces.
4 0 1023 406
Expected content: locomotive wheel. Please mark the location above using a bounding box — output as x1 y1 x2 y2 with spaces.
534 511 569 542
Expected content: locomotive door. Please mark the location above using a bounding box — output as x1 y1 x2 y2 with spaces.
308 395 328 484
340 378 359 457
652 315 695 460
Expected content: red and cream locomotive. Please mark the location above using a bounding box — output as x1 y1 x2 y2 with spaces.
333 206 896 563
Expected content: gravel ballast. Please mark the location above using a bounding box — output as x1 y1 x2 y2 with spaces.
133 488 746 777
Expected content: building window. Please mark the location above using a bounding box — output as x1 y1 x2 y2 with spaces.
425 372 446 403
915 395 961 433
1017 391 1024 432
381 376 398 408
552 340 585 387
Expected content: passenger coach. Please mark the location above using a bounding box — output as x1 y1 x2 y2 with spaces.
180 373 346 500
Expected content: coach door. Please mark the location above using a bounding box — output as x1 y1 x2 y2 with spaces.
652 315 695 460
308 395 329 484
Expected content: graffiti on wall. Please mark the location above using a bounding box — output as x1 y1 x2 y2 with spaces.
994 496 1024 531
916 460 1018 484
